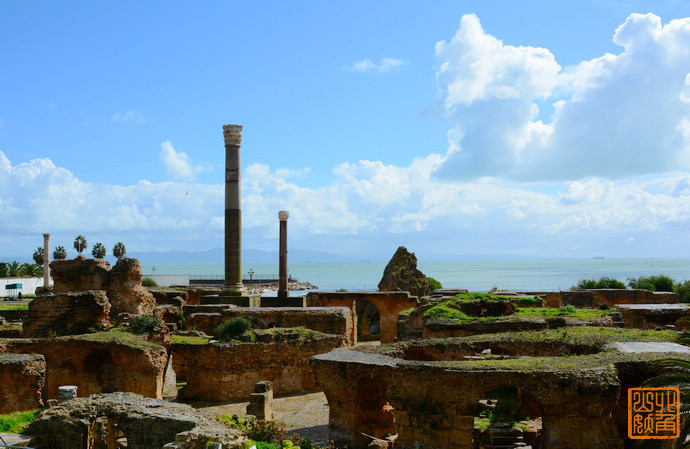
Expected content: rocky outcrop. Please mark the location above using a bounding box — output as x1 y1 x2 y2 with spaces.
378 246 430 299
51 258 111 293
23 291 111 337
108 258 156 317
25 392 247 449
0 353 45 413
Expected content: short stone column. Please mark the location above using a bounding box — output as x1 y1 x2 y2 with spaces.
278 210 289 298
246 381 273 421
58 385 77 402
42 233 50 287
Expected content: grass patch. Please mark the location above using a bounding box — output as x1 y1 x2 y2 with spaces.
515 307 610 320
171 334 209 345
0 324 22 331
399 307 415 316
0 304 28 311
73 330 163 350
0 409 41 433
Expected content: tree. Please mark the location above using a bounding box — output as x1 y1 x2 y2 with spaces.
628 275 675 292
53 246 67 260
92 243 106 259
6 261 21 277
20 263 43 277
0 262 7 277
573 276 626 290
32 247 44 265
74 235 88 257
113 242 127 260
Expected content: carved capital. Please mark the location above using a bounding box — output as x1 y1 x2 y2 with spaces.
223 124 243 147
278 210 289 221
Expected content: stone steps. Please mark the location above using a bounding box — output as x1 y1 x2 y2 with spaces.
484 423 530 449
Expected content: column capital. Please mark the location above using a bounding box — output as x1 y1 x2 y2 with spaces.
223 124 243 147
278 210 289 221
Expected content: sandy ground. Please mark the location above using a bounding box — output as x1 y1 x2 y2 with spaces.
188 391 330 445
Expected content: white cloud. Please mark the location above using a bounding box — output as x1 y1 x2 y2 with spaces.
159 141 204 181
435 13 690 181
347 57 406 73
111 109 149 125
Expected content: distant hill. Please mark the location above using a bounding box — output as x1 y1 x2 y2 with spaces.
127 248 357 264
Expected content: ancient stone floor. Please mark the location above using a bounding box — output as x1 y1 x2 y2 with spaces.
187 391 330 445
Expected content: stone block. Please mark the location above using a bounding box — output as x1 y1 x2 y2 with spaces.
0 353 45 413
23 290 111 337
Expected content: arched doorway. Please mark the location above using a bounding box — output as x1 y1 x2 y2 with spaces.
83 350 117 394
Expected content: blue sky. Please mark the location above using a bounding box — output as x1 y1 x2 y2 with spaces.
2 1 690 261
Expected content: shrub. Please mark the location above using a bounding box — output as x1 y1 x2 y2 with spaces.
142 277 158 287
0 409 42 433
215 317 251 340
628 275 675 292
573 277 625 290
675 280 690 303
128 314 164 335
559 305 577 315
427 276 442 291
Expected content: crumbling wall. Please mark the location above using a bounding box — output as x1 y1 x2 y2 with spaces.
107 258 156 317
1 335 167 399
185 306 355 344
0 353 45 413
545 289 678 308
173 332 346 402
51 258 111 293
23 291 111 337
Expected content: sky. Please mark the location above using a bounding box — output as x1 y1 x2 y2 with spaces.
2 1 690 262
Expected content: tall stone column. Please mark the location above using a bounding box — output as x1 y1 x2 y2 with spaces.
42 233 50 287
221 124 248 296
278 211 289 298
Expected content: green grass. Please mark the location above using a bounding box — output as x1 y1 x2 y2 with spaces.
0 409 42 433
0 304 28 311
171 334 210 345
515 307 610 320
73 330 163 350
0 324 22 331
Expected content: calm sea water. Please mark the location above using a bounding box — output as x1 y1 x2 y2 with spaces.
141 258 690 292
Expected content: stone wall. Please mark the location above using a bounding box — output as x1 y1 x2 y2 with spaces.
184 306 355 344
306 291 418 343
545 289 678 308
25 392 247 449
51 258 111 293
173 332 346 402
0 353 45 413
23 291 111 337
312 348 623 449
1 334 167 399
616 304 690 329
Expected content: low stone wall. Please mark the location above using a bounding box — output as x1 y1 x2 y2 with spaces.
25 392 247 449
306 291 418 343
184 306 355 344
0 353 45 413
545 289 678 308
186 286 222 305
23 291 111 337
0 334 167 399
173 331 347 402
616 304 690 329
149 288 188 306
423 318 549 338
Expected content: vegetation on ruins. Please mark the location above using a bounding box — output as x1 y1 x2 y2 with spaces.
127 314 164 335
75 330 163 351
91 242 106 259
427 276 442 291
32 247 43 265
215 317 252 340
171 334 209 345
53 245 67 260
141 277 158 287
572 276 626 289
73 235 88 257
113 241 127 260
218 415 321 449
0 408 41 433
514 306 609 320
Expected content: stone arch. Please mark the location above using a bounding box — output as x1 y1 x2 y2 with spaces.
83 350 117 395
357 298 381 341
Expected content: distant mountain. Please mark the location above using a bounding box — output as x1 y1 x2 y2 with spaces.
128 248 357 264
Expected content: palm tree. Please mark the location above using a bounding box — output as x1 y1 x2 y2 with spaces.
92 243 106 259
0 263 7 278
20 263 43 278
74 235 88 258
6 261 21 277
32 247 44 265
53 246 67 260
113 242 127 261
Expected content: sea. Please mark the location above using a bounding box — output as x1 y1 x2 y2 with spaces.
141 258 690 292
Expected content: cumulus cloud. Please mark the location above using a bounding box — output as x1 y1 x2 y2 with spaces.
435 13 690 181
347 57 406 73
159 141 204 181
